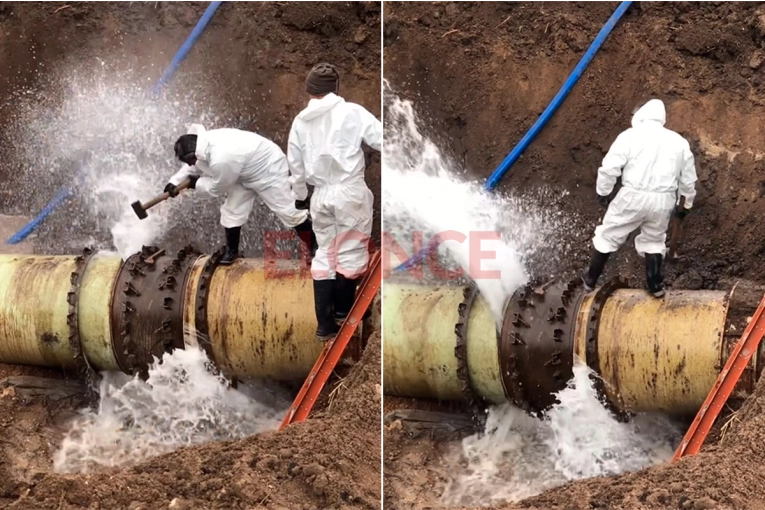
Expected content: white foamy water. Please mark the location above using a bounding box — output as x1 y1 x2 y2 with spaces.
383 82 681 506
91 174 169 259
383 82 580 322
6 63 225 259
440 363 681 506
53 348 291 474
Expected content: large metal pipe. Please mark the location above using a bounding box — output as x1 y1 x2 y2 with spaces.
0 247 354 381
383 278 763 417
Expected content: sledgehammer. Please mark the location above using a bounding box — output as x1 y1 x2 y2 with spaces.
130 179 191 220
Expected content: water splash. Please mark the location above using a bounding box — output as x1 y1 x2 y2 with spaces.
52 348 291 474
383 82 680 506
3 63 226 258
440 363 681 506
382 82 581 322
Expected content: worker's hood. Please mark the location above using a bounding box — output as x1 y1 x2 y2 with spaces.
631 99 666 128
186 123 209 161
187 123 207 136
298 93 344 121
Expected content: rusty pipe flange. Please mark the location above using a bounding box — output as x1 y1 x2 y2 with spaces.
498 278 587 416
109 246 197 377
67 246 100 406
583 276 632 422
193 247 225 366
454 282 487 426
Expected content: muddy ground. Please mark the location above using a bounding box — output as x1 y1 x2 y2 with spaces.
0 333 381 510
384 2 765 509
0 2 381 510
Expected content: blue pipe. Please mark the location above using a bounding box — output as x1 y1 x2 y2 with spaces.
6 1 224 245
395 1 633 272
149 1 223 99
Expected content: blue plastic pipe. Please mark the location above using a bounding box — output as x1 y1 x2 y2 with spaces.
395 1 633 272
6 1 224 245
149 1 223 98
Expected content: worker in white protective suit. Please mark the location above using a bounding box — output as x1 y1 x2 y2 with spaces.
164 124 315 265
582 99 697 298
287 63 382 341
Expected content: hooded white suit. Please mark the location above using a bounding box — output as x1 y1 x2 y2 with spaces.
593 99 698 257
169 124 309 229
287 93 382 280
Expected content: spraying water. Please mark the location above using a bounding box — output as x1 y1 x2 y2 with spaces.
4 63 234 259
383 82 681 506
53 346 291 474
439 363 680 506
383 82 581 322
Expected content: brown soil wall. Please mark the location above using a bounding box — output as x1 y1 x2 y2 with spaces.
384 1 765 289
0 1 381 255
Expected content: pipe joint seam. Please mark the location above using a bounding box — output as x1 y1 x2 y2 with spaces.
454 282 486 425
67 246 99 406
584 276 632 421
194 247 225 367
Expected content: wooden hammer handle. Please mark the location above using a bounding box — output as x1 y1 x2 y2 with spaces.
142 179 192 210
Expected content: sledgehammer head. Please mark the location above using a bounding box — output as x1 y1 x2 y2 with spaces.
131 200 148 220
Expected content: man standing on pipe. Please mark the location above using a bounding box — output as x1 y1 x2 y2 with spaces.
163 124 317 265
582 99 697 298
287 63 382 341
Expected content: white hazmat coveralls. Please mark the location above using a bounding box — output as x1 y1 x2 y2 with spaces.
593 99 698 257
169 124 309 229
287 93 382 280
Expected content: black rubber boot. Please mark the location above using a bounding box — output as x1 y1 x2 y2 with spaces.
294 218 318 259
581 250 611 291
334 273 373 324
219 227 241 266
646 253 665 298
314 279 340 341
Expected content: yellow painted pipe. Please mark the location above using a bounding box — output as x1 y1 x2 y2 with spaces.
202 258 325 380
383 283 504 403
572 289 729 414
0 255 79 367
384 281 761 416
78 254 122 371
0 253 360 382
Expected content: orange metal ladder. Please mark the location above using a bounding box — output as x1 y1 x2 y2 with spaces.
673 293 765 460
279 249 381 429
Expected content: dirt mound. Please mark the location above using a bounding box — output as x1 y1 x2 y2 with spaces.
384 1 765 288
0 1 381 255
0 333 381 510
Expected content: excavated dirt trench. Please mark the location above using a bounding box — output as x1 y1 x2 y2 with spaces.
0 2 381 509
384 2 765 509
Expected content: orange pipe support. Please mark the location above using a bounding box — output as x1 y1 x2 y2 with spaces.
280 250 381 428
673 292 765 460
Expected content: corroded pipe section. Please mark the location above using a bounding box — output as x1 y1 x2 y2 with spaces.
0 254 81 367
383 279 764 416
382 283 504 403
0 248 353 381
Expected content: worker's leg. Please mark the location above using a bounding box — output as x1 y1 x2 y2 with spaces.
635 194 674 298
219 184 256 265
333 186 374 322
255 159 310 228
250 159 314 258
309 189 339 341
584 191 643 290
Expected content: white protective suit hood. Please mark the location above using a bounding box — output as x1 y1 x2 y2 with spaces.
631 99 666 128
287 92 381 280
298 93 345 121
